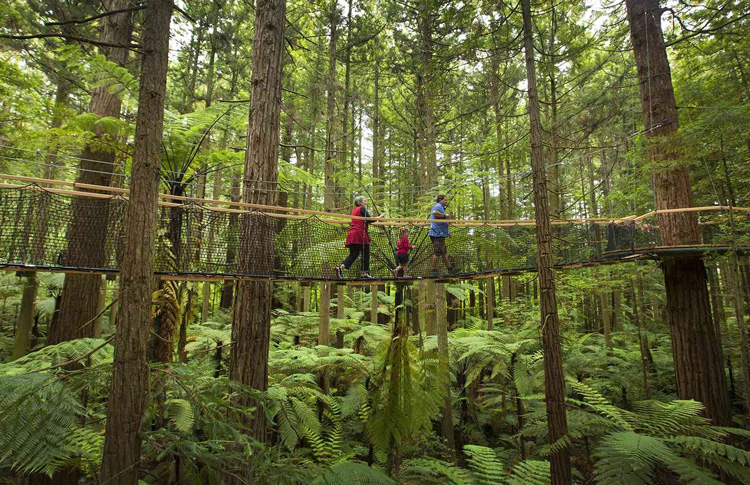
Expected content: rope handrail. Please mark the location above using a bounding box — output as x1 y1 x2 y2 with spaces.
2 173 740 226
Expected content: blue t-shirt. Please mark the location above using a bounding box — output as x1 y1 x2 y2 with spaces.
429 203 449 237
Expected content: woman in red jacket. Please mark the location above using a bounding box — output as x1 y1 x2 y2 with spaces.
337 195 384 279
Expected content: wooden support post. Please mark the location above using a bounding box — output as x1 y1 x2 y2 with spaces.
94 275 107 337
426 280 437 335
319 282 330 345
201 281 211 323
303 283 311 312
11 273 38 360
418 280 426 335
337 284 345 319
370 284 378 323
487 277 495 331
435 282 455 453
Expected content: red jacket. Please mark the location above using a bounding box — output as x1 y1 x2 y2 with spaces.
396 236 412 254
345 206 370 246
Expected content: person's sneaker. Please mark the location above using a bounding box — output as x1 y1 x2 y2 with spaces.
448 266 458 275
362 273 375 279
430 269 439 277
336 266 344 279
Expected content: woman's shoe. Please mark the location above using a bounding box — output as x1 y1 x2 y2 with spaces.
336 266 344 279
362 273 375 279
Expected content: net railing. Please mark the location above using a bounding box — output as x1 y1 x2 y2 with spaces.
1 183 749 281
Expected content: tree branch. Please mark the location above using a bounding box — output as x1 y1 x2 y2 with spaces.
45 5 147 27
0 33 141 52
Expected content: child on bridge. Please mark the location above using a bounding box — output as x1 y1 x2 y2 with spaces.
392 226 413 278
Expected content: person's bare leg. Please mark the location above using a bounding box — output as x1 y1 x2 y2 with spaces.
432 254 438 269
442 255 452 269
402 264 408 277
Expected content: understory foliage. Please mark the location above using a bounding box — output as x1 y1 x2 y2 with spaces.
2 264 750 483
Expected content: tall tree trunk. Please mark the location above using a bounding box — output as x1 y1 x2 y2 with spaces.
228 0 286 456
489 57 507 219
54 0 134 345
416 2 437 188
100 0 172 482
324 4 338 212
521 0 571 481
625 0 730 425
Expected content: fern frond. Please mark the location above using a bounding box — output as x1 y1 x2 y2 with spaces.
464 445 506 484
312 461 395 484
507 460 549 485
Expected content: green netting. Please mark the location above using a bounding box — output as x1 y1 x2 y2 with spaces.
1 185 748 280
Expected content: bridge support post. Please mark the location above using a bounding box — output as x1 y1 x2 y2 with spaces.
370 284 378 324
486 277 495 331
302 283 311 312
319 283 330 345
337 284 345 319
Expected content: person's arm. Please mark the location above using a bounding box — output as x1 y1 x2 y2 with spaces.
432 209 449 219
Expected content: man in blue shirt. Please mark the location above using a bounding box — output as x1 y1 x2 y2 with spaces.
429 194 456 276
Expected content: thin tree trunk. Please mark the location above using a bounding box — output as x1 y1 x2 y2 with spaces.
324 5 338 212
227 0 286 456
625 0 730 425
521 0 571 480
100 0 172 481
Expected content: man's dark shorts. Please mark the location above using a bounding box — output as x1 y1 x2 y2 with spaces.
396 253 409 265
430 236 447 256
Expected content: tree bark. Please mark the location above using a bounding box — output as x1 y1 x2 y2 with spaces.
521 0 571 480
100 0 172 482
54 0 134 345
625 0 730 425
228 0 286 454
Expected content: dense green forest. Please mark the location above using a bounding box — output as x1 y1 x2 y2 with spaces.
1 0 750 483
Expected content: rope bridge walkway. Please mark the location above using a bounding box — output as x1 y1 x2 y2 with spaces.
1 175 749 283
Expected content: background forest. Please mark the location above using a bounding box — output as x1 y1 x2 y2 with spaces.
1 0 750 483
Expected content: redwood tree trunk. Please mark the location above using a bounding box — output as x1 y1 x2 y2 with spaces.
100 0 172 482
228 0 286 457
53 0 134 345
521 0 571 481
625 0 730 425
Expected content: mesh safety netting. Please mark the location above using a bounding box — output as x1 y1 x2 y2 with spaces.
1 185 749 280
